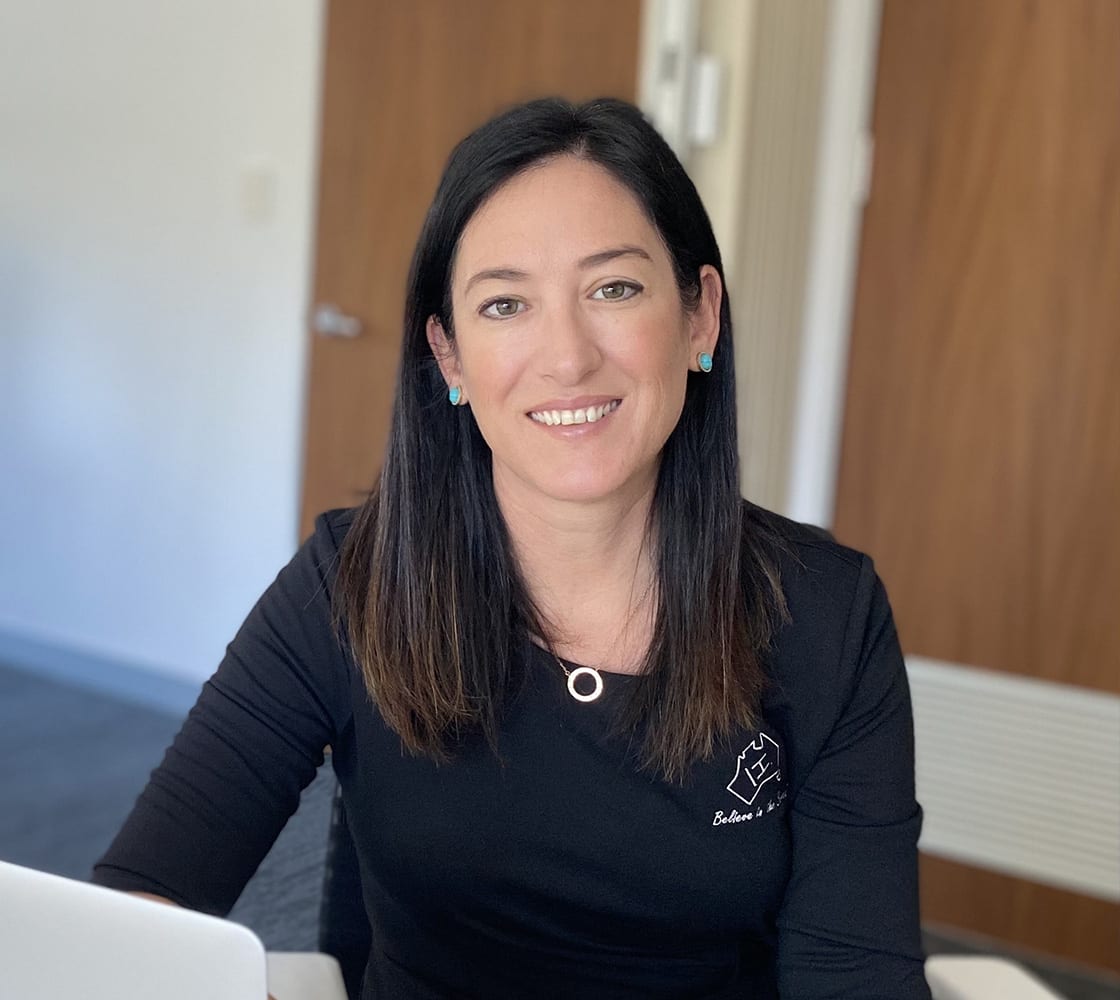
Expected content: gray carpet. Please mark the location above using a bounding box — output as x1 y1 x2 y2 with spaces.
2 662 1118 996
0 662 334 951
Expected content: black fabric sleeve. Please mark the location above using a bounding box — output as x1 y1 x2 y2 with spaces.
91 512 354 916
776 556 931 999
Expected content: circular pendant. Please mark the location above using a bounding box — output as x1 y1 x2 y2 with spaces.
566 666 604 703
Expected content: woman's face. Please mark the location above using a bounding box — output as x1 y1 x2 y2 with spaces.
429 155 720 509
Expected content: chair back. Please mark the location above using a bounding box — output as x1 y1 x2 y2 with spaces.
318 784 372 999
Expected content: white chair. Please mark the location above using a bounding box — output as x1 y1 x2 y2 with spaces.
926 955 1065 999
266 951 348 1000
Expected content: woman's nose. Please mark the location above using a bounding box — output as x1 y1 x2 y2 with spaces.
538 303 603 384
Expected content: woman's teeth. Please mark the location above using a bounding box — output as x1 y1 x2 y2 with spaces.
529 400 621 427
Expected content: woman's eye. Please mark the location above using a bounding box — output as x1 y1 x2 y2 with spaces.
480 298 523 319
593 282 640 302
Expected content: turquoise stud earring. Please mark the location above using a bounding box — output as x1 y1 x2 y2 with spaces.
448 386 463 406
697 352 713 373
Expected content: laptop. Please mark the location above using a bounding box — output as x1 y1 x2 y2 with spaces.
0 858 268 999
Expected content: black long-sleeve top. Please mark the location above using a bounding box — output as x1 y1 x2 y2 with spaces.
93 504 931 998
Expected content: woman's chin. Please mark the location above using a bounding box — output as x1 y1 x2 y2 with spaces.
526 468 656 507
491 453 660 509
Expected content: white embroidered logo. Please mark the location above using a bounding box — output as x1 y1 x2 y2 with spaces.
726 732 781 806
711 732 786 826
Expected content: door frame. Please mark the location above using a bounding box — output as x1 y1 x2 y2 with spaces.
785 0 882 529
638 0 883 525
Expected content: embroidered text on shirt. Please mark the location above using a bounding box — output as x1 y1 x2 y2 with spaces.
712 789 787 825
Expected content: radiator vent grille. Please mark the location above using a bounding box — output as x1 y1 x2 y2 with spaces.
908 657 1120 902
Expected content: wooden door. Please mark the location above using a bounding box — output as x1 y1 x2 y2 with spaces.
834 0 1119 972
299 0 642 539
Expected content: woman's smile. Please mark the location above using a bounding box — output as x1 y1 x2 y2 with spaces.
527 397 622 428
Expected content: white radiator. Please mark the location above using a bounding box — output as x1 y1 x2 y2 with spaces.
907 656 1120 902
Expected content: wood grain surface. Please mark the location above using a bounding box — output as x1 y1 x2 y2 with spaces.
836 0 1120 973
835 0 1120 694
921 852 1120 975
299 0 642 538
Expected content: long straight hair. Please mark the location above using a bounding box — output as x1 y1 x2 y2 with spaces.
333 98 787 782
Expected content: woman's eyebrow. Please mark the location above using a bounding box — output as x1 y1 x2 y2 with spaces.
578 245 652 268
463 246 653 294
463 267 530 294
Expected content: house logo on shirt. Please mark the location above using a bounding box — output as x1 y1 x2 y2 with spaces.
712 731 787 827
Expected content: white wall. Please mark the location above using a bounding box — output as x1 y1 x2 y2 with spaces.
0 1 324 684
695 0 830 514
687 0 758 291
677 0 879 521
786 0 880 527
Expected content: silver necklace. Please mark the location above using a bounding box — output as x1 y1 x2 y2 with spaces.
551 654 606 703
547 576 655 703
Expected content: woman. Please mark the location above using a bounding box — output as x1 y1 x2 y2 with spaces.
93 98 931 999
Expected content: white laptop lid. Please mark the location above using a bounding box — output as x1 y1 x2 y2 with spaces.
0 859 267 1000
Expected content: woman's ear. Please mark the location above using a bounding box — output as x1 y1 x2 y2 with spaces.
426 315 464 390
688 265 722 369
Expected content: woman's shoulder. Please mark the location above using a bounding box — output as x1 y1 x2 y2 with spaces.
741 498 892 693
741 502 906 796
286 507 363 605
314 505 361 545
741 498 870 604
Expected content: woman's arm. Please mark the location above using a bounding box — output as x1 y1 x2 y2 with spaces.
92 511 354 916
776 558 932 999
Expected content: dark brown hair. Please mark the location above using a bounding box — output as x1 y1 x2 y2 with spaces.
333 97 788 782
